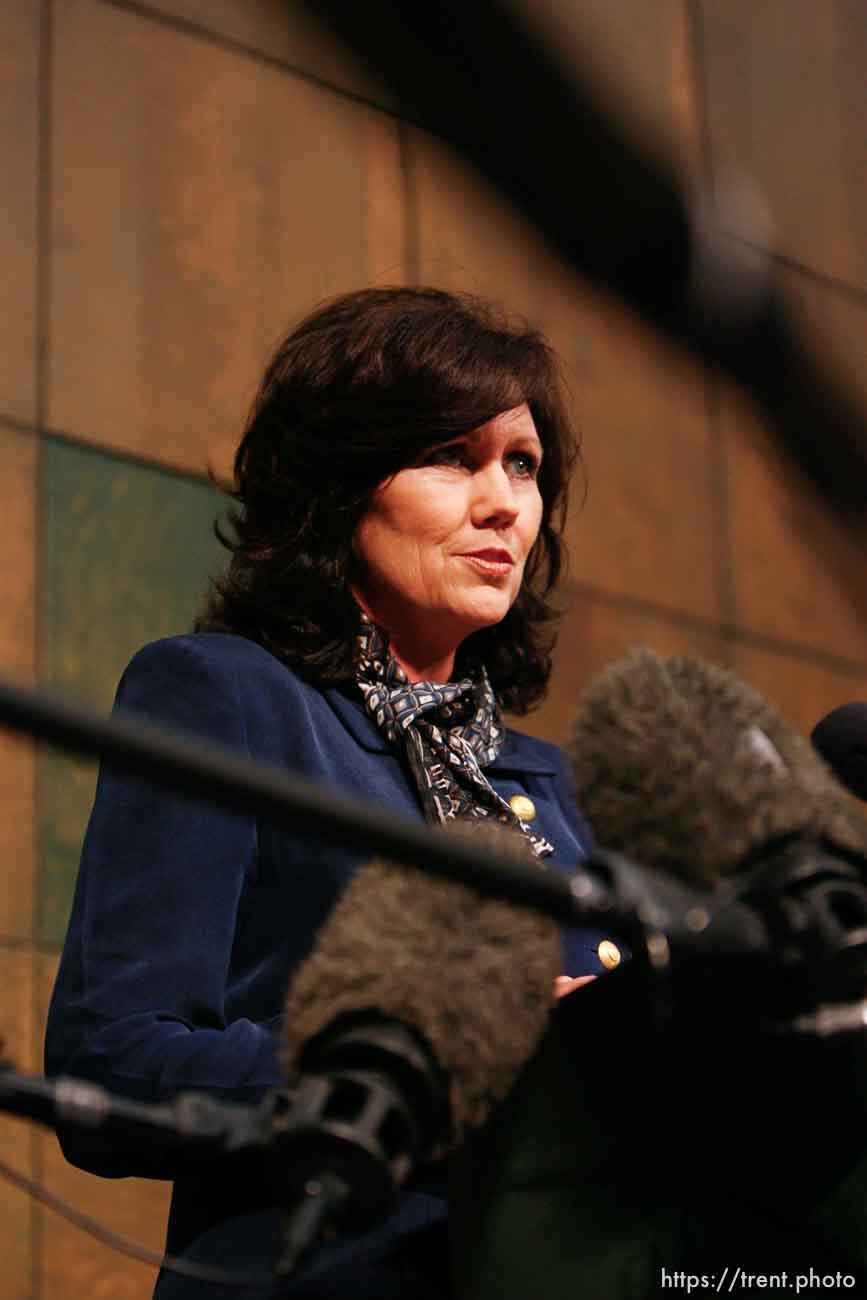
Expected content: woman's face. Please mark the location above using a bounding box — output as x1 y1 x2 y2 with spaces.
353 404 544 661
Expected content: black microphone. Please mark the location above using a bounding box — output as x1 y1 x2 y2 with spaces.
276 825 562 1273
445 650 867 1298
303 0 867 528
811 702 867 802
568 648 867 1033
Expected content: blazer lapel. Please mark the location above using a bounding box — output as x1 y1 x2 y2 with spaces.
324 685 393 753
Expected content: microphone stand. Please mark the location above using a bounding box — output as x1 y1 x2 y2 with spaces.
0 1065 286 1163
2 671 863 993
6 666 867 1003
0 673 589 926
0 1023 444 1279
0 671 783 964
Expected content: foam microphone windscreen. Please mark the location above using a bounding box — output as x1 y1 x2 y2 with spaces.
569 648 867 886
282 824 562 1152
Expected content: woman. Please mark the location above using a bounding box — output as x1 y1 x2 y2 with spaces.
45 286 607 1298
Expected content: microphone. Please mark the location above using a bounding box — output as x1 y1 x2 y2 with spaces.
277 826 562 1272
811 702 867 801
568 648 867 1032
449 653 867 1297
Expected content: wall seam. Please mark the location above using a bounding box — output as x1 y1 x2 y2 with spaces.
31 0 56 1289
563 579 867 675
38 426 232 489
750 244 867 310
98 0 404 123
683 0 738 666
398 121 420 285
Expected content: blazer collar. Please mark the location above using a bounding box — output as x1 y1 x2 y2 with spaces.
324 685 392 754
324 685 557 775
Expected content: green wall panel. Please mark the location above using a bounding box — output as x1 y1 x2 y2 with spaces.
39 439 227 946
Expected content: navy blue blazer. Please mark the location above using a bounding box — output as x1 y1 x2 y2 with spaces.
45 633 603 1298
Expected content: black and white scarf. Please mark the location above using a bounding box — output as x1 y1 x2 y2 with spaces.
355 617 553 858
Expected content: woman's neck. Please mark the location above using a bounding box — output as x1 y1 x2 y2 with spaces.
352 587 461 683
388 638 456 685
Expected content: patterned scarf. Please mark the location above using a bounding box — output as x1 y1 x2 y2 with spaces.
355 617 554 858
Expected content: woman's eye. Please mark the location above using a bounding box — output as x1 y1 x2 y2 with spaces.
508 451 539 478
427 445 466 468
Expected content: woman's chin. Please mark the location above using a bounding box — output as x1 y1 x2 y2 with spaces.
447 594 513 635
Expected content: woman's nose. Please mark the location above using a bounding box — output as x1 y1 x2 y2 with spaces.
470 465 520 527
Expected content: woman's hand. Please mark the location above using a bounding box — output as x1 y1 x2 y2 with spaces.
553 974 596 1000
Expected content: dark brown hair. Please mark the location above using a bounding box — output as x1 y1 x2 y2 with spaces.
196 286 581 713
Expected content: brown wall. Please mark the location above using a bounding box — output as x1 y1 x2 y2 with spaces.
1 1 867 1294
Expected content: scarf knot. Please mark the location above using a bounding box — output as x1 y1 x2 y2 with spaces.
355 618 553 858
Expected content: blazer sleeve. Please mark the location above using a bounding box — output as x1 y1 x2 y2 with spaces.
44 638 284 1175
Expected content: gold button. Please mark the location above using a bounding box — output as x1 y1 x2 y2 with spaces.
597 939 621 970
509 794 536 822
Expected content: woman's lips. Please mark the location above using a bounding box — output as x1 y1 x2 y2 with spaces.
459 550 515 576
